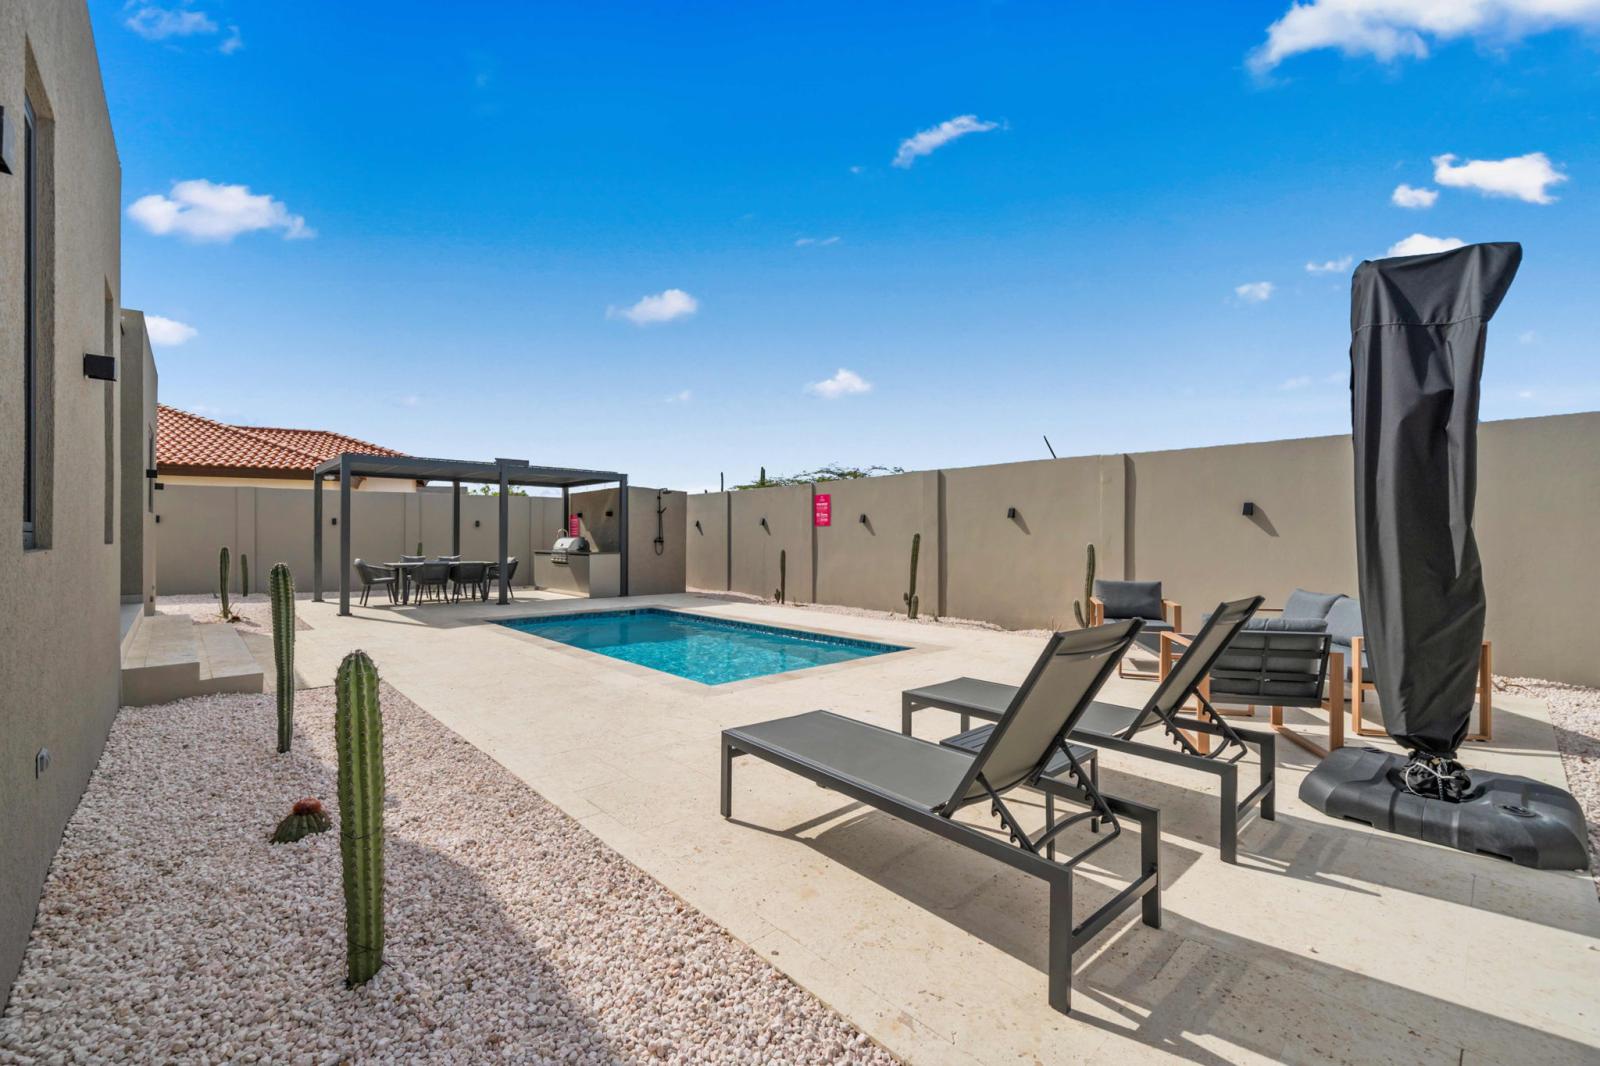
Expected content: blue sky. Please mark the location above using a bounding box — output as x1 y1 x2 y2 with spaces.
94 1 1600 491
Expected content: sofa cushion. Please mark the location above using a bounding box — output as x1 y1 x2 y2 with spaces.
1094 579 1165 621
1325 597 1364 644
1282 588 1345 619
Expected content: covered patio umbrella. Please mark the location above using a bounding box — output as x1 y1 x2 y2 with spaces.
1350 241 1520 777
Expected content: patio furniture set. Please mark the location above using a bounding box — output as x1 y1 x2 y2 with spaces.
353 556 519 606
722 579 1497 1015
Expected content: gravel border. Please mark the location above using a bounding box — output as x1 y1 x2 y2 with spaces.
1504 676 1600 898
0 684 896 1064
158 593 313 632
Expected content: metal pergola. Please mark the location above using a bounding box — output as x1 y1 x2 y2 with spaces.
311 454 628 616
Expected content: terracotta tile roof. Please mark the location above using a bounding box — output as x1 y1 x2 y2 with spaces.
157 405 406 479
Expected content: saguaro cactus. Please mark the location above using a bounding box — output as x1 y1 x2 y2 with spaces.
1072 544 1097 629
774 549 787 604
903 533 921 620
219 547 233 620
269 562 296 754
335 651 385 987
240 554 251 598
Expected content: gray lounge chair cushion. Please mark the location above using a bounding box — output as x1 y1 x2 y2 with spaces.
1282 588 1345 619
724 710 970 811
1095 580 1165 621
1325 597 1364 644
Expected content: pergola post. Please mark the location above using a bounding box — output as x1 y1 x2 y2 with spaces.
560 486 570 538
312 470 324 602
497 462 510 605
618 475 630 597
338 455 353 616
451 479 461 556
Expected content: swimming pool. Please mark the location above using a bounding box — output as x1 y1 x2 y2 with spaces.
498 608 906 685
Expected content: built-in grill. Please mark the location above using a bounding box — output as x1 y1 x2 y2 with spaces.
550 535 589 565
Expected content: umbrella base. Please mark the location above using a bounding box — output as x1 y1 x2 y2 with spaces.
1300 746 1591 871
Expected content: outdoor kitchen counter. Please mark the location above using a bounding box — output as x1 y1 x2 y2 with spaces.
531 551 621 598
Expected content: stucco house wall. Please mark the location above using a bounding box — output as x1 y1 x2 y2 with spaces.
0 0 123 1001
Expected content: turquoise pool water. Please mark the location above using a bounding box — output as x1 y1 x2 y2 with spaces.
499 609 905 684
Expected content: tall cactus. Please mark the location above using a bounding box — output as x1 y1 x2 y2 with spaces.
219 546 233 621
240 554 250 598
1072 543 1097 629
269 563 296 754
416 541 423 556
774 549 787 604
903 533 921 620
335 651 385 987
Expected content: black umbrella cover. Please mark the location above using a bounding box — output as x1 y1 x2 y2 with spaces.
1349 242 1521 758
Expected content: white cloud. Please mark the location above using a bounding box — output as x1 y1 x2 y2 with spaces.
1517 389 1536 399
395 394 422 408
1234 281 1275 303
1432 151 1567 203
665 389 693 404
794 236 840 247
219 25 243 54
607 288 698 325
1305 255 1353 274
1386 232 1465 257
806 368 872 399
128 180 315 242
1391 183 1438 208
1518 330 1538 344
1249 0 1600 73
1280 375 1315 390
892 115 1000 168
849 165 865 175
124 6 218 40
143 314 197 346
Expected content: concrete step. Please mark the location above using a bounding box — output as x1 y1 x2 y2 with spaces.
121 614 264 706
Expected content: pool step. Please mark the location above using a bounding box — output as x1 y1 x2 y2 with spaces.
120 614 264 706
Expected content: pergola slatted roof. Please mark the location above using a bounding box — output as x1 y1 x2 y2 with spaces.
312 453 629 615
311 453 626 488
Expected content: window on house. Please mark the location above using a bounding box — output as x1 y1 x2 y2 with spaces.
21 96 37 548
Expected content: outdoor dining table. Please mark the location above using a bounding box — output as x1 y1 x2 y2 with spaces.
382 560 494 604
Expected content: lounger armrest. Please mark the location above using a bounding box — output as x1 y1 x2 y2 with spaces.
1162 600 1183 633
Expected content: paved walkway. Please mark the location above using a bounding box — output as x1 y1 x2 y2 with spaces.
285 591 1600 1065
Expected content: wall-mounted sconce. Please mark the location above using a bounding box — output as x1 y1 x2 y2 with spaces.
83 353 117 381
759 517 769 530
1006 507 1018 520
144 468 158 480
473 519 481 528
1242 502 1256 517
858 514 868 524
694 520 703 533
605 510 614 518
331 517 338 526
154 514 161 524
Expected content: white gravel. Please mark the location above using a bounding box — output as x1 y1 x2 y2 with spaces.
158 592 313 632
0 684 896 1064
1505 676 1600 897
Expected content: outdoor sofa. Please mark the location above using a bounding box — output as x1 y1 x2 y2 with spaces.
722 620 1162 1014
904 596 1274 863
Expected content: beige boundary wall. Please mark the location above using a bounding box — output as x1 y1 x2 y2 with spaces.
686 412 1600 687
154 485 686 598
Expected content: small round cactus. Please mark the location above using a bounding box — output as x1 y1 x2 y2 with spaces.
270 797 332 844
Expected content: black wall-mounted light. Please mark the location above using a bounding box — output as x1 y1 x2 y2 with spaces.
0 107 13 174
759 517 769 530
605 509 614 518
694 519 703 533
1006 507 1018 520
331 517 338 526
474 519 481 528
859 514 868 524
1242 501 1256 517
83 353 117 381
154 514 161 524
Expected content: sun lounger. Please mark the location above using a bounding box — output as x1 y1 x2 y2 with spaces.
903 596 1273 863
722 620 1162 1014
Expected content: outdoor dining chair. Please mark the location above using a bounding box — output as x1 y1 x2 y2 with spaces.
450 561 489 603
485 557 518 599
411 560 452 604
353 559 397 607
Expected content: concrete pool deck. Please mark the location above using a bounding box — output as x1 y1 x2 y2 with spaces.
284 590 1600 1065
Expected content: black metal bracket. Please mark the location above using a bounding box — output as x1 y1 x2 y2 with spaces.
0 107 12 175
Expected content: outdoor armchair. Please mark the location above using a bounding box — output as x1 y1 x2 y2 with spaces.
1090 579 1182 678
904 596 1273 863
723 620 1162 1015
353 559 397 607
